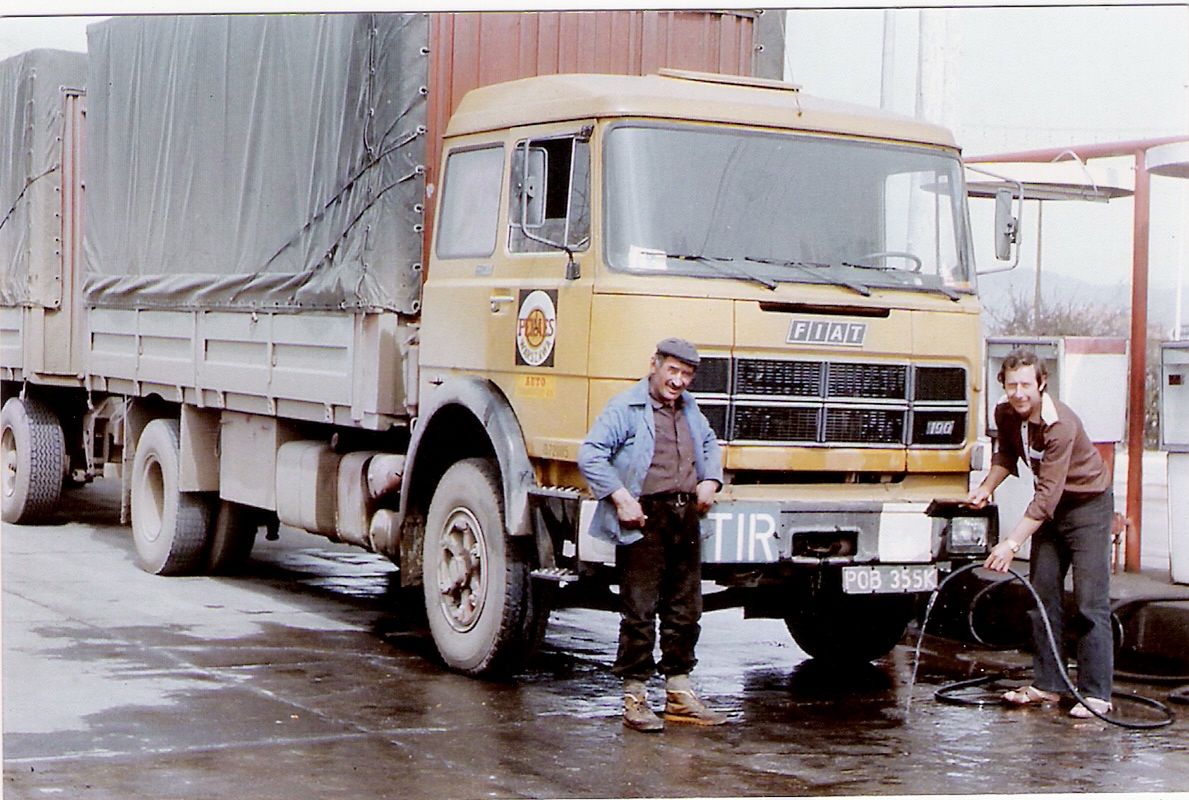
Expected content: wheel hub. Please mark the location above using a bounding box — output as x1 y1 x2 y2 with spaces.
436 508 486 632
1 428 16 499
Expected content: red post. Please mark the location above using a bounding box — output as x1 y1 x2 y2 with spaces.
1125 149 1150 573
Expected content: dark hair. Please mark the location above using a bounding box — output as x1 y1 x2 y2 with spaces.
997 347 1048 388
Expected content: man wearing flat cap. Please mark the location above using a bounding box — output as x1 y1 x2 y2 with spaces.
578 338 726 732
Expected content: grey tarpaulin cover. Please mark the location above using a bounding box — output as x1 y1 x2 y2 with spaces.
0 49 86 308
83 14 428 314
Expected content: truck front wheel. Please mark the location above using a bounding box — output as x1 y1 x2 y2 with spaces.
784 574 916 663
130 418 213 575
1 396 65 524
422 458 540 676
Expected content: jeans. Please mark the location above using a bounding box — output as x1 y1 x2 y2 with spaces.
612 495 703 681
1028 488 1114 701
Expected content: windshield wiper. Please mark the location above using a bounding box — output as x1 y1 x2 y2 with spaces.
840 258 961 301
669 253 777 290
840 260 895 271
744 255 870 298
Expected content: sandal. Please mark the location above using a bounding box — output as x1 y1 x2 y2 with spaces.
1069 697 1112 719
1003 685 1060 706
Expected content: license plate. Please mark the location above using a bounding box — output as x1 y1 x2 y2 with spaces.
842 565 938 594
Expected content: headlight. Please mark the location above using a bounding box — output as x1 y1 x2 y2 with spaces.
947 516 990 554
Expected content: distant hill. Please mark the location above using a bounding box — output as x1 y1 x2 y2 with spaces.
976 267 1186 337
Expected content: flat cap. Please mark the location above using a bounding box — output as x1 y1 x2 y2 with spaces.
655 337 700 366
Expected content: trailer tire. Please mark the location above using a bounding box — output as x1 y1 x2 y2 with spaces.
784 576 915 663
422 458 539 676
207 500 258 574
1 397 65 524
131 418 213 575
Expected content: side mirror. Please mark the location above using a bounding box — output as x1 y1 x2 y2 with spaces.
519 146 547 229
994 187 1018 261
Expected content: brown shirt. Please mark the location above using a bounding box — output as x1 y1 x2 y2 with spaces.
641 397 698 495
991 394 1112 522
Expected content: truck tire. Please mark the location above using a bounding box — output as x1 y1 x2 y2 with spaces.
422 458 541 676
207 500 258 574
1 396 65 524
784 576 916 663
130 418 213 575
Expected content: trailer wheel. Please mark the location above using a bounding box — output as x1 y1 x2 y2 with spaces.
130 418 212 575
784 575 916 663
422 458 539 676
1 397 65 524
207 500 258 574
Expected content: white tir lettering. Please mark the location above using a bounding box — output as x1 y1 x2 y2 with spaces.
748 513 777 561
707 512 732 562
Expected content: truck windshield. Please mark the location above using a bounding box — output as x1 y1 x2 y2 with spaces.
604 123 974 296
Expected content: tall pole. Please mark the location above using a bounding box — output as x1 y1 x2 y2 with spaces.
1126 148 1151 572
880 9 896 111
1033 202 1043 330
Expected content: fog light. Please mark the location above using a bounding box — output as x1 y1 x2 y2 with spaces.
948 516 990 554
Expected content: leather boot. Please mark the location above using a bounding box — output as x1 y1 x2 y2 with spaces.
623 692 664 733
664 679 728 726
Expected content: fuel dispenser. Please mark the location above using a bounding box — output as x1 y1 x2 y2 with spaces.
1162 341 1189 584
984 336 1128 560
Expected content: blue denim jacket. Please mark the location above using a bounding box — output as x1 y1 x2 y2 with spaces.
578 377 723 545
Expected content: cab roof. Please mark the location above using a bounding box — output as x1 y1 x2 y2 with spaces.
446 70 958 149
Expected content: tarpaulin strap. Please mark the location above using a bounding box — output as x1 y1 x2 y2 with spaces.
257 127 423 275
0 163 59 234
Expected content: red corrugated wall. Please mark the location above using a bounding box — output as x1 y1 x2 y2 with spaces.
422 10 757 267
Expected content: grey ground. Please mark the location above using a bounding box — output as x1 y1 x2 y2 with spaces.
3 480 1187 799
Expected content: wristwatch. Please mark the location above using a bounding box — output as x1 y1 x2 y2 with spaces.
1004 539 1021 554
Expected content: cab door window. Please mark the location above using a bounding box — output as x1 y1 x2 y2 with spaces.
436 144 504 259
509 135 591 254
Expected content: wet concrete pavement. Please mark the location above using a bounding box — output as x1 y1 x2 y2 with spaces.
4 481 1188 799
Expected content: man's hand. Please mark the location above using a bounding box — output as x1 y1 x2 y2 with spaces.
965 483 992 509
984 540 1017 573
695 480 719 513
610 487 647 529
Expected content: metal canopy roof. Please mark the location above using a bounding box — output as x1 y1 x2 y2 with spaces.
966 179 1132 202
1147 141 1189 179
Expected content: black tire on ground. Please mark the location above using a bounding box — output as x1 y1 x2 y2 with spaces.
784 574 917 663
422 458 545 676
130 418 213 575
207 500 259 574
1 396 65 524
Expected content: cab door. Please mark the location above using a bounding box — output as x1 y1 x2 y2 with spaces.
491 125 595 464
421 124 595 464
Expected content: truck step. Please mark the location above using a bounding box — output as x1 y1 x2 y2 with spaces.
528 485 583 501
531 567 580 584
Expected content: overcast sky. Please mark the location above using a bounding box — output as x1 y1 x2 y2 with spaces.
2 4 1187 323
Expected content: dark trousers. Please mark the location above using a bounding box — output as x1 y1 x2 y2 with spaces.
1028 489 1115 701
612 496 703 681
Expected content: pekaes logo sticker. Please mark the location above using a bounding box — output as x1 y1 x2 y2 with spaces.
516 289 558 367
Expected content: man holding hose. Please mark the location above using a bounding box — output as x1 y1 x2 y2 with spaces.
966 347 1115 719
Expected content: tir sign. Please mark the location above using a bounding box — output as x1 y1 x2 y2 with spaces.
787 319 867 348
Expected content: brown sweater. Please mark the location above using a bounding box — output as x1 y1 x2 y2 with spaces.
991 394 1112 522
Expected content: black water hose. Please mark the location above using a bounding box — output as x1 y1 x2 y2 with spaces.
915 562 1175 729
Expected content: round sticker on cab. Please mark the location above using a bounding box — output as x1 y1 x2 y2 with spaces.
516 289 557 367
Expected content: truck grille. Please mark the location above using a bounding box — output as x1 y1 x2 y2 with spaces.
692 356 966 448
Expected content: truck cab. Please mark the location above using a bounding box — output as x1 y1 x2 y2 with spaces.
414 70 995 671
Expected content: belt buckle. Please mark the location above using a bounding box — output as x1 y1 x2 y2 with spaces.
671 493 688 509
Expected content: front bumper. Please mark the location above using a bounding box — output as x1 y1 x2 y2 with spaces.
578 497 997 566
